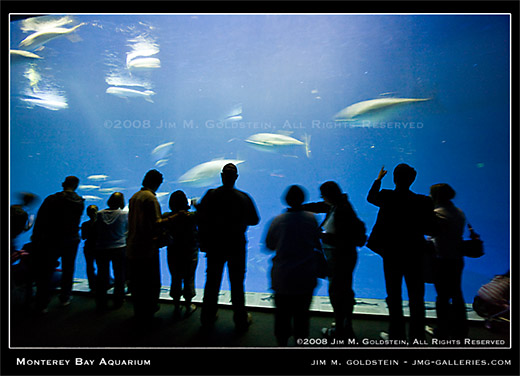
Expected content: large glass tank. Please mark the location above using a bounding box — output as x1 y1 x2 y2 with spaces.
9 14 510 303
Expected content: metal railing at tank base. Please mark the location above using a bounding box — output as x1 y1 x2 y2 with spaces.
70 277 484 321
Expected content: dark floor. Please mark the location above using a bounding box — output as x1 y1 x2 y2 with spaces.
10 292 509 348
6 292 515 376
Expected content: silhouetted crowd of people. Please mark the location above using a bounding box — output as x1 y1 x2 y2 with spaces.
10 163 508 345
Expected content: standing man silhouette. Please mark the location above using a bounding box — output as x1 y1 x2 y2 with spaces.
198 163 259 331
367 164 435 342
127 169 166 327
32 176 85 313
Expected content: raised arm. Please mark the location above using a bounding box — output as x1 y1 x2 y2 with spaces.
367 166 387 207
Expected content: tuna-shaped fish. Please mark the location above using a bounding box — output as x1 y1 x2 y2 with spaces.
225 114 243 121
155 159 169 168
223 103 243 121
334 97 431 122
105 73 152 89
151 141 174 167
20 15 75 33
82 195 102 201
78 185 101 191
10 49 43 60
106 87 155 103
126 48 159 67
151 141 174 161
87 174 109 181
127 57 161 70
20 96 68 111
98 187 125 195
19 23 86 50
178 159 245 188
245 133 311 158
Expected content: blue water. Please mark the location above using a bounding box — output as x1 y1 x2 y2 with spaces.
10 14 510 302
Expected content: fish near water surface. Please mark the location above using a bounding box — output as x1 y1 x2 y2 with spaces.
10 49 43 61
19 23 86 50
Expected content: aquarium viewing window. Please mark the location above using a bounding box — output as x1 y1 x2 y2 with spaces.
9 13 511 304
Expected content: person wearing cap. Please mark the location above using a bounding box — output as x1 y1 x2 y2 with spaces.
366 164 435 342
197 163 260 331
32 176 85 312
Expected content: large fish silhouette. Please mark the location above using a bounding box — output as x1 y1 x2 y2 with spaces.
245 132 311 158
334 97 430 122
178 159 245 187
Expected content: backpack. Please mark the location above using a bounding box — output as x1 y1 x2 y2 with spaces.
351 215 367 247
